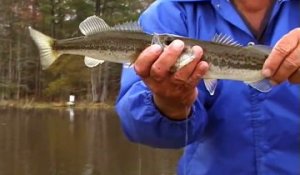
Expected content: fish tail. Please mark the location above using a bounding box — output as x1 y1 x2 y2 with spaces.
28 27 61 70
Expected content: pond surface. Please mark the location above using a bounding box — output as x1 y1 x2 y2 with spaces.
0 107 181 175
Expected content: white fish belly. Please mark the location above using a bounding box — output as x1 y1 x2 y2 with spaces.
203 64 264 82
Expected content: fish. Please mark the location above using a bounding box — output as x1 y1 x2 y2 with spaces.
28 15 273 95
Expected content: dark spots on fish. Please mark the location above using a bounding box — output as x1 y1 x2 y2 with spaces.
204 53 265 70
56 37 149 54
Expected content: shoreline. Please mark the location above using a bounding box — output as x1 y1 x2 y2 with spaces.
0 100 115 110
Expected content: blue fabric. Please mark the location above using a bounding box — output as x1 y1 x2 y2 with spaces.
115 0 300 174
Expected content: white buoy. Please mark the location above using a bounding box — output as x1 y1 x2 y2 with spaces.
66 94 75 106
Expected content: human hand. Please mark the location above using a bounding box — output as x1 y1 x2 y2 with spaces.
134 40 208 120
262 28 300 84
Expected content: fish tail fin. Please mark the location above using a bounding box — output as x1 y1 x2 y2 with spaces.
28 27 61 70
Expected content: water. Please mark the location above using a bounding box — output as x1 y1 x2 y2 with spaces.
0 107 181 175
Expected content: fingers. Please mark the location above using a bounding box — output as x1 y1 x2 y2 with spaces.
271 46 300 84
172 45 204 83
150 40 185 81
263 29 299 77
188 61 209 87
262 28 300 84
134 44 162 78
135 39 207 88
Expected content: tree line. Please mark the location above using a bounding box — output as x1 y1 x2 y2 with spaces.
0 0 153 103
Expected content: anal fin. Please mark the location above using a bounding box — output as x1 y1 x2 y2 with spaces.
204 79 218 96
247 79 273 92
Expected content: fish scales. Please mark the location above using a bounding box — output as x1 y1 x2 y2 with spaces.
174 37 267 70
54 31 152 64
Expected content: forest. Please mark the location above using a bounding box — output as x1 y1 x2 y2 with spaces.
0 0 153 105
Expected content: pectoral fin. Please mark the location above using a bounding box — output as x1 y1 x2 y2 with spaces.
204 79 218 95
151 33 164 47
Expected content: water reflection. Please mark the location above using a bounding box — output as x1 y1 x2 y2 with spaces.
0 108 181 175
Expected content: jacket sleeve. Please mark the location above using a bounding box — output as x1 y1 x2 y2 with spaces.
115 1 208 149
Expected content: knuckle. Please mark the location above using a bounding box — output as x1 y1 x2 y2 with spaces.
284 58 298 69
273 32 298 55
172 72 186 83
186 77 199 87
285 48 300 65
150 64 165 81
274 43 291 56
151 64 162 74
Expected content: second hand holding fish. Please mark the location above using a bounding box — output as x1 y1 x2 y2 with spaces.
263 28 300 84
134 40 208 120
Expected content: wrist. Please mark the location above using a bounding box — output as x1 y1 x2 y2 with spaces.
153 95 192 120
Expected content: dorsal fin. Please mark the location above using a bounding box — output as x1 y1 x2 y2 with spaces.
79 16 143 36
111 21 142 32
212 33 242 47
79 15 110 36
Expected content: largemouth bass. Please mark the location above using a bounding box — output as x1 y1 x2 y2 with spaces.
29 15 272 95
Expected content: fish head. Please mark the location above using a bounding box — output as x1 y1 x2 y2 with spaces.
152 34 196 72
152 33 184 47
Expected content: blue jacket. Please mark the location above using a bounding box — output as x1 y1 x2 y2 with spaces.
116 0 300 174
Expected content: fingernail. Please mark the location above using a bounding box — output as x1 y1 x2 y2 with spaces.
262 68 272 77
192 45 203 59
151 44 162 54
171 40 184 49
